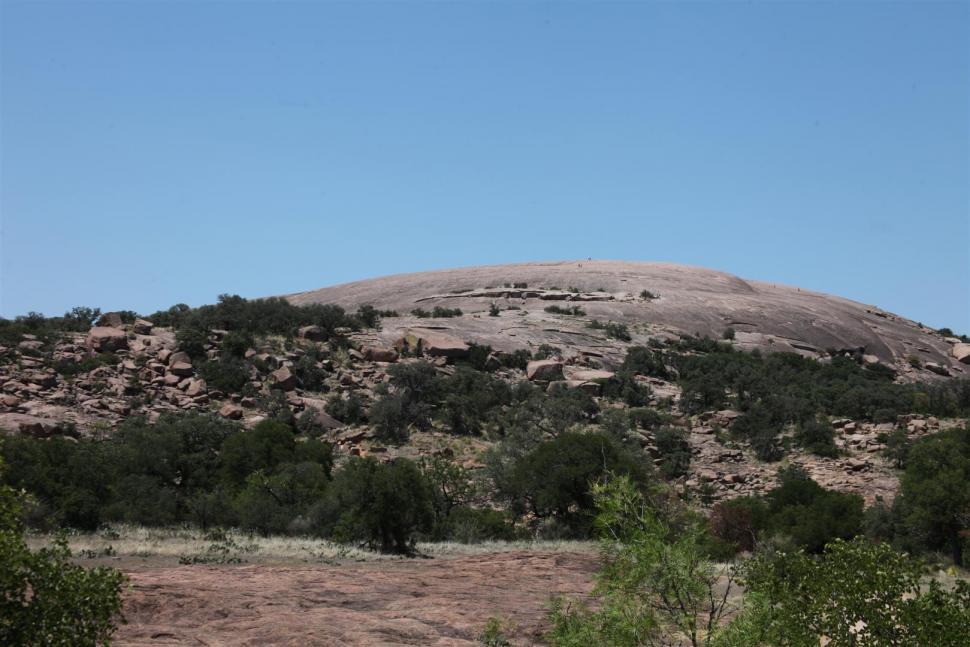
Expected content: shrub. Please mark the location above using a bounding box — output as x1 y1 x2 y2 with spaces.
653 427 691 479
764 466 864 553
734 538 970 646
547 476 735 646
325 392 366 425
544 305 586 316
199 357 250 393
0 456 126 645
795 417 839 457
502 432 651 536
708 496 766 553
896 425 970 566
149 294 358 339
488 303 501 317
621 346 668 379
533 344 561 360
412 306 462 318
221 330 255 358
732 403 783 462
315 457 433 553
176 326 209 359
599 370 651 407
588 320 631 341
722 327 736 340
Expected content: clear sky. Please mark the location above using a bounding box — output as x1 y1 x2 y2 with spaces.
1 1 968 331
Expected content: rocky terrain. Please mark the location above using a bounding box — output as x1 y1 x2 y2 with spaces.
2 261 969 509
288 260 968 375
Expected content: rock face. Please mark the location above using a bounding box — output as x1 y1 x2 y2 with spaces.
953 343 970 365
526 360 564 382
394 329 470 360
85 327 129 353
284 260 962 374
116 552 597 647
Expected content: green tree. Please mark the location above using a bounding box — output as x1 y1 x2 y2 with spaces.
897 425 970 566
315 457 433 554
548 476 736 646
504 432 651 536
729 538 970 646
0 455 126 645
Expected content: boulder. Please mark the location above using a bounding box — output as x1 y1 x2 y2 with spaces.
168 351 191 366
304 406 344 431
185 378 207 397
925 362 949 376
362 346 399 363
85 327 129 352
96 312 125 328
132 318 154 335
219 403 244 420
297 325 328 342
568 369 615 383
952 343 970 364
271 366 297 391
0 413 72 438
0 394 21 409
168 361 194 377
527 359 564 382
395 329 469 359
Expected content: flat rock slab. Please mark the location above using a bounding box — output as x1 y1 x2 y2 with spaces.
116 551 597 646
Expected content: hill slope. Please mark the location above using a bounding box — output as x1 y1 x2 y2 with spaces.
286 260 964 377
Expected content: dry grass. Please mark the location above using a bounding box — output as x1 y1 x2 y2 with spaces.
26 525 597 565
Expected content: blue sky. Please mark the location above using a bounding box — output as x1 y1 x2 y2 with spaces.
1 1 967 331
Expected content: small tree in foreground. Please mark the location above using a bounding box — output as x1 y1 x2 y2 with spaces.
548 476 736 646
726 538 970 646
0 456 126 645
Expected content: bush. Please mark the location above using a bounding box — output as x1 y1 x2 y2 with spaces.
732 403 783 462
199 356 250 393
544 305 586 316
621 346 669 379
708 496 766 554
221 330 255 358
149 294 358 339
502 432 651 536
600 370 651 407
896 425 970 566
315 457 433 553
1 456 126 645
325 392 366 425
763 466 864 553
176 326 209 359
734 538 970 646
588 320 632 341
654 427 691 479
795 417 838 457
547 476 735 646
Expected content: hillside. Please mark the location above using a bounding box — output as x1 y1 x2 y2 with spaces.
286 260 966 376
2 260 968 515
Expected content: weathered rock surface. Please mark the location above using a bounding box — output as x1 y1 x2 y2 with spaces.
285 260 962 374
526 359 564 382
85 327 129 352
116 552 596 647
395 329 470 360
